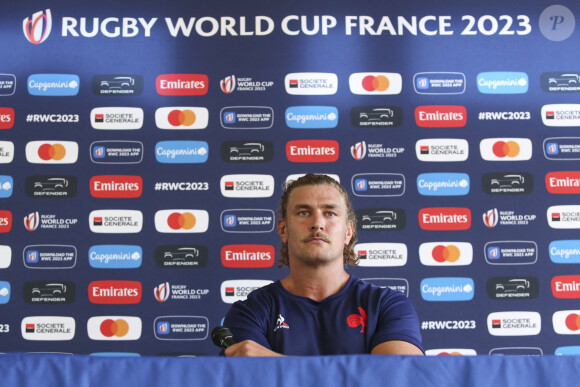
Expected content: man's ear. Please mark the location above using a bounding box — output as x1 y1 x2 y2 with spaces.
278 218 288 243
345 221 354 245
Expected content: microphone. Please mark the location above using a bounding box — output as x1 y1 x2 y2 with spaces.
211 326 237 349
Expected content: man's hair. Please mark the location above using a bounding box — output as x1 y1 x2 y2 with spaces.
278 173 359 267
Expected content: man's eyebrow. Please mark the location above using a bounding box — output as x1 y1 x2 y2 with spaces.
293 203 340 210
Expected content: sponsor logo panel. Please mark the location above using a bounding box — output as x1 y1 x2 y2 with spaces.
220 174 274 198
351 141 404 160
156 74 208 96
480 138 532 161
153 282 210 302
553 310 580 334
89 210 143 233
88 245 142 269
552 275 580 298
0 108 15 129
88 280 142 304
286 140 339 162
547 205 580 229
349 72 402 95
220 106 273 129
418 207 471 231
555 346 580 355
482 172 532 194
0 281 10 304
419 242 472 266
154 245 209 268
549 240 580 264
415 105 467 127
482 208 537 228
417 173 469 196
354 243 407 267
25 175 76 198
425 349 477 356
0 245 11 268
220 141 273 163
23 212 79 232
484 241 538 265
90 175 143 198
352 173 405 197
23 10 52 44
414 72 466 94
23 245 77 269
221 245 275 268
0 141 13 164
544 137 580 160
416 139 468 162
155 107 208 130
546 171 580 193
221 209 274 233
487 277 539 300
28 74 79 96
541 104 580 126
154 210 209 233
0 74 16 96
154 316 209 340
90 107 143 130
220 279 273 303
350 106 402 128
23 281 75 304
0 176 13 198
91 75 143 96
489 348 543 356
90 141 143 164
362 278 409 297
487 312 541 336
477 72 528 94
155 141 208 164
285 73 338 95
356 208 406 231
0 210 11 233
220 74 274 93
420 277 474 301
25 141 78 164
541 72 580 93
21 316 75 341
285 106 338 129
87 317 142 340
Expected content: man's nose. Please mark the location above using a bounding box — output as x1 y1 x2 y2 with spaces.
310 211 325 230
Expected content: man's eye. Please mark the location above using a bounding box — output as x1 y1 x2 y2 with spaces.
327 212 337 217
298 211 309 216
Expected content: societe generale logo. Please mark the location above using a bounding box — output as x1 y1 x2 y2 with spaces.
546 171 580 194
0 108 15 129
156 74 209 96
415 105 467 127
25 141 78 164
221 244 275 268
154 209 209 233
90 175 143 198
21 316 75 341
87 316 142 340
88 280 142 304
0 210 12 233
286 140 339 162
487 311 541 336
23 9 52 44
418 207 471 230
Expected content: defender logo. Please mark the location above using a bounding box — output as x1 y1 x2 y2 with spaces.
221 141 274 163
356 208 406 231
487 277 539 300
350 106 402 128
155 245 209 268
92 75 143 96
482 172 533 194
26 175 77 198
541 72 580 93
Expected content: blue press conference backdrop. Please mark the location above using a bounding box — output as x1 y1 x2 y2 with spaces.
0 0 580 356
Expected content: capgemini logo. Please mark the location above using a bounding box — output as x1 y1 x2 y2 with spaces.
24 212 40 231
23 9 52 44
350 141 367 160
483 208 499 228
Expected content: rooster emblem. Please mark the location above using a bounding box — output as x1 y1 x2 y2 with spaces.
347 307 367 333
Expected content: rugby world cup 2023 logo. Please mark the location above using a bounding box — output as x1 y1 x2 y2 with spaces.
23 10 52 44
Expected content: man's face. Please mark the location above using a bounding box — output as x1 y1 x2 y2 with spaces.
278 184 353 267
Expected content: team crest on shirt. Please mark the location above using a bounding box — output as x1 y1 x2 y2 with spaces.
274 314 290 332
347 307 367 333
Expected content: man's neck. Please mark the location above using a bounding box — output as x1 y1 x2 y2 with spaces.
281 263 350 302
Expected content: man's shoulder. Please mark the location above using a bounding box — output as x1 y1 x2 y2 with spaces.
348 276 406 300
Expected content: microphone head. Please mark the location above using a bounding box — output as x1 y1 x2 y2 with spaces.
211 325 233 347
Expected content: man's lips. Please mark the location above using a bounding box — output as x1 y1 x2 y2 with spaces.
302 233 330 243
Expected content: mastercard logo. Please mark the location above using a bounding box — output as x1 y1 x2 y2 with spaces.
431 245 460 262
167 212 196 230
167 109 197 126
349 72 402 95
566 313 580 331
100 318 130 337
38 143 66 160
492 141 520 158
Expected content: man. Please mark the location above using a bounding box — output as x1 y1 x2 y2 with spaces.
223 173 423 356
